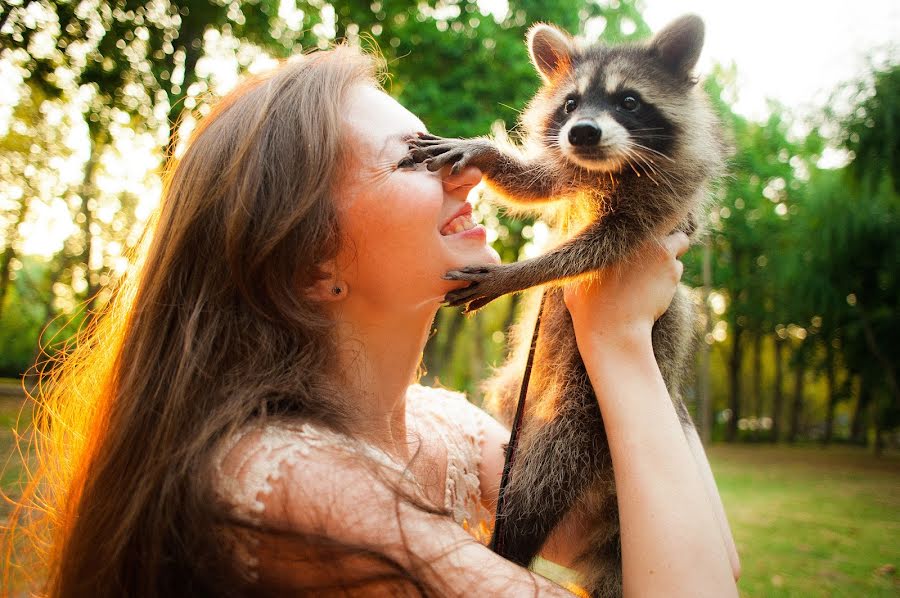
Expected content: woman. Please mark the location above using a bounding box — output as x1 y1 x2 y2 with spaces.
7 46 738 596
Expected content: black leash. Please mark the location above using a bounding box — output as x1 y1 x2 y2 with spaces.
489 289 547 555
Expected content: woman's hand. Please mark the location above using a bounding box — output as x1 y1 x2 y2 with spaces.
563 231 690 352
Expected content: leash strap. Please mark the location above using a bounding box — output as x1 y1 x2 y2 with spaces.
489 289 547 555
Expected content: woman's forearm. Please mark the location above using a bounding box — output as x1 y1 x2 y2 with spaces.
579 326 737 598
685 425 741 579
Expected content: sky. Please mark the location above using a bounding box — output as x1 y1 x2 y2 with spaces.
638 0 899 120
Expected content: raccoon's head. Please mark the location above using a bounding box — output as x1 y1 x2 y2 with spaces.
524 15 708 174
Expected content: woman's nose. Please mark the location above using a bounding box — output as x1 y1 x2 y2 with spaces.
442 165 483 197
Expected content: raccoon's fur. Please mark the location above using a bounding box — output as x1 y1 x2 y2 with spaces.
406 15 725 597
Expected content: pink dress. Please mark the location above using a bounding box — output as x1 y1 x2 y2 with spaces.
211 384 497 580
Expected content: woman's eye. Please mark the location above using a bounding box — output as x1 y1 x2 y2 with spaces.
564 98 577 113
620 96 639 111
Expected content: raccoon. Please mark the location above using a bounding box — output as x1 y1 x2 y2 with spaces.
405 14 725 597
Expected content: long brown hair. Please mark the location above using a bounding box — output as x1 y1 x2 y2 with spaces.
4 45 448 597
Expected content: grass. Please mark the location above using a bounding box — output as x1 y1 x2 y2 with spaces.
709 444 899 597
0 381 31 525
0 388 896 596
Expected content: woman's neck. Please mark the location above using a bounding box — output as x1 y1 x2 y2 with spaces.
332 299 438 460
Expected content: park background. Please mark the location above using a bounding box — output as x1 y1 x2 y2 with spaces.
0 0 897 596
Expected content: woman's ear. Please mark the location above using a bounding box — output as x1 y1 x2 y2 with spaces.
306 261 348 302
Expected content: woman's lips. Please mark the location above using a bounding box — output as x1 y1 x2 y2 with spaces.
440 203 474 235
441 211 478 235
440 203 486 240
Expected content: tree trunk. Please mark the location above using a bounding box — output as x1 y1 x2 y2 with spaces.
423 308 466 383
823 339 837 446
751 332 762 439
0 198 30 322
468 312 485 391
500 292 521 339
725 327 742 442
788 353 804 443
850 374 871 446
856 299 900 408
28 254 71 371
421 310 444 381
698 242 713 444
771 336 785 443
874 409 884 457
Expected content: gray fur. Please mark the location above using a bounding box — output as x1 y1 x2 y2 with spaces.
407 15 724 597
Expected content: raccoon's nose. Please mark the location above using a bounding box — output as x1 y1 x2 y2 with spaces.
568 121 602 147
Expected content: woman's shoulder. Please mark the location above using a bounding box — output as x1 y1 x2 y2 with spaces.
211 420 410 526
213 421 337 522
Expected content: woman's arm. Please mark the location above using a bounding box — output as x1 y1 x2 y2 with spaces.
685 425 741 579
563 232 738 597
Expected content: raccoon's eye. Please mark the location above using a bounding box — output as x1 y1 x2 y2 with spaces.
564 98 577 113
620 96 640 111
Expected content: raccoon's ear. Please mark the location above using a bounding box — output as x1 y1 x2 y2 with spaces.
527 24 574 82
652 14 705 77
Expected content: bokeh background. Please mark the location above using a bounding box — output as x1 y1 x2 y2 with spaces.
0 1 897 596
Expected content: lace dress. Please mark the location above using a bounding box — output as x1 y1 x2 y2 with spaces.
212 384 497 580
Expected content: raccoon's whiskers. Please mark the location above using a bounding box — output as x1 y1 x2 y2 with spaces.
623 156 643 179
628 142 675 163
624 146 679 195
622 147 661 188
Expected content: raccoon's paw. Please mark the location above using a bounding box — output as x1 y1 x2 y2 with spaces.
443 264 510 312
404 133 497 175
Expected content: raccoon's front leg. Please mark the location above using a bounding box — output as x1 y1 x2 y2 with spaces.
445 214 637 310
405 133 568 202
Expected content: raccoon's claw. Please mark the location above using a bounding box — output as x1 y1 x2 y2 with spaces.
442 265 507 311
423 147 474 175
442 265 494 279
413 132 453 144
444 285 503 311
443 264 502 282
405 135 497 175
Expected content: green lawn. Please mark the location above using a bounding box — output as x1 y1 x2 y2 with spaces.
709 444 899 597
1 390 897 596
0 384 31 525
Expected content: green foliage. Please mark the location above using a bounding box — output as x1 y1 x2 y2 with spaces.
840 63 900 195
0 1 897 444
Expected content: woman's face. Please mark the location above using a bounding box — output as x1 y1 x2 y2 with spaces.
334 85 500 310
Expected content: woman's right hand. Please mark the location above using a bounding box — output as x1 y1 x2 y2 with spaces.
563 231 689 355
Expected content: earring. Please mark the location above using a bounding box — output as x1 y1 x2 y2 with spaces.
331 284 344 296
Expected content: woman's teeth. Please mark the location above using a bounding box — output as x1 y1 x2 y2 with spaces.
441 213 477 235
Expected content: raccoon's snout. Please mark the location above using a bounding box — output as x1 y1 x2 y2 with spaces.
568 120 601 147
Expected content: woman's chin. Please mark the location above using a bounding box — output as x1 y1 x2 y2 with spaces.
452 245 500 269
